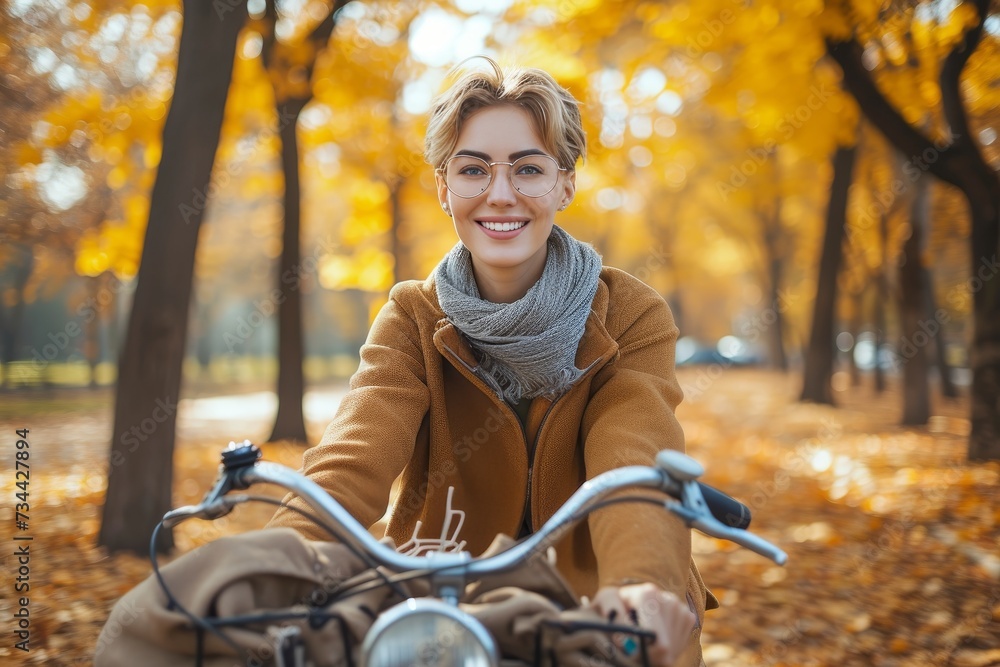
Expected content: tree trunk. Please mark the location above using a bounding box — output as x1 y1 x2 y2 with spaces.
849 290 861 387
967 205 1000 460
801 145 857 404
826 2 1000 459
924 266 958 398
106 271 122 379
261 0 344 444
389 179 404 284
0 244 33 389
98 0 245 553
85 275 101 389
899 175 930 425
268 100 308 444
761 204 789 371
874 212 889 393
194 302 213 373
765 255 788 371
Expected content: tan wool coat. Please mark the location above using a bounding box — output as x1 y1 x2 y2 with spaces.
267 266 717 657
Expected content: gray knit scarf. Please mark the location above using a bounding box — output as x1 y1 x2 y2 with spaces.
434 225 603 403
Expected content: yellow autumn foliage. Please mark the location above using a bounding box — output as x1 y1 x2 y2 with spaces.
8 0 992 343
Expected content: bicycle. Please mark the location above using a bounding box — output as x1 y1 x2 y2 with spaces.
96 441 787 667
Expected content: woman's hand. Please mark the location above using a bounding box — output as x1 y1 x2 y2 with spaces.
587 583 697 666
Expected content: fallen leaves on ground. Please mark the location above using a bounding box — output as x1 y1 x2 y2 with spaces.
0 369 997 666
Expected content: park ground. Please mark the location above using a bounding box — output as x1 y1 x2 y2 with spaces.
0 368 998 666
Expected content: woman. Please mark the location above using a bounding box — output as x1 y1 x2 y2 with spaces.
268 58 715 666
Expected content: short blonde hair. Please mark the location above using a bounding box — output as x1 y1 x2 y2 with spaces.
424 58 587 172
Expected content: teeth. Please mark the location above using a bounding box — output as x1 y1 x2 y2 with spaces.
481 221 527 232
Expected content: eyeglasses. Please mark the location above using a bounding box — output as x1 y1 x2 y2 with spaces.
439 154 567 199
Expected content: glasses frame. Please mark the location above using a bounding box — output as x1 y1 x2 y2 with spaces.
438 153 568 199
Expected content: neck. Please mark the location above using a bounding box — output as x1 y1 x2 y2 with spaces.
472 253 547 303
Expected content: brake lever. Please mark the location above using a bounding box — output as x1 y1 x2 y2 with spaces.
161 495 249 529
665 481 788 565
161 461 249 529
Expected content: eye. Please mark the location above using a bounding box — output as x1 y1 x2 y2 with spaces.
515 163 544 176
458 165 488 176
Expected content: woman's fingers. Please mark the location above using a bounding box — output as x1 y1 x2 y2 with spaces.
588 583 697 666
590 585 631 624
631 586 696 665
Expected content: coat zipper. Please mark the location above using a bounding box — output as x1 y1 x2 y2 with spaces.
519 398 558 535
440 340 615 539
518 354 614 537
440 343 533 537
464 363 540 536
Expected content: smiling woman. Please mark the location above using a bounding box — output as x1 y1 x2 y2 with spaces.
268 58 715 667
434 105 574 304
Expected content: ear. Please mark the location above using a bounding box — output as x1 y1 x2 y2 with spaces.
559 170 576 209
435 170 449 210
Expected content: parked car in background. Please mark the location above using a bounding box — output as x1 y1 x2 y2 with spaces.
676 336 762 367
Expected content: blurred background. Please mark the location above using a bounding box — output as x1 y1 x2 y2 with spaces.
2 0 997 395
1 0 999 664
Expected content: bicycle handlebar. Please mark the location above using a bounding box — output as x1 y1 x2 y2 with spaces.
162 443 787 573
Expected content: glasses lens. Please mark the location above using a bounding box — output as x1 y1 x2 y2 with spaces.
445 156 492 198
444 155 562 198
510 155 559 197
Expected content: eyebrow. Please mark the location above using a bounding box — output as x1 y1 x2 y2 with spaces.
454 148 549 161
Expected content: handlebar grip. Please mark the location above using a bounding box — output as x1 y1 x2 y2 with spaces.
697 483 751 529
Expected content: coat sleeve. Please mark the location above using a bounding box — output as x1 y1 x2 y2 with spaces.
580 280 691 600
266 289 431 541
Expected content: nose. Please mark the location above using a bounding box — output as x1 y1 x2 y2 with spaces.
485 165 517 207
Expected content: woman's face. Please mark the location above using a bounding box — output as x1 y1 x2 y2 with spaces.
436 105 575 302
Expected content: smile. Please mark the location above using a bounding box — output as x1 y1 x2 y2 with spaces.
478 220 527 232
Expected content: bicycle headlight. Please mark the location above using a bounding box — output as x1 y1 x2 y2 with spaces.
361 598 498 667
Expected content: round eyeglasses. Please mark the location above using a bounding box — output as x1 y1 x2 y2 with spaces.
440 154 567 199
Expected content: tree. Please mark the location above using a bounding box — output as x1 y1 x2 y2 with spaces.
257 0 353 443
826 0 1000 459
302 2 449 299
0 245 34 387
99 0 247 553
801 143 859 403
899 172 932 424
